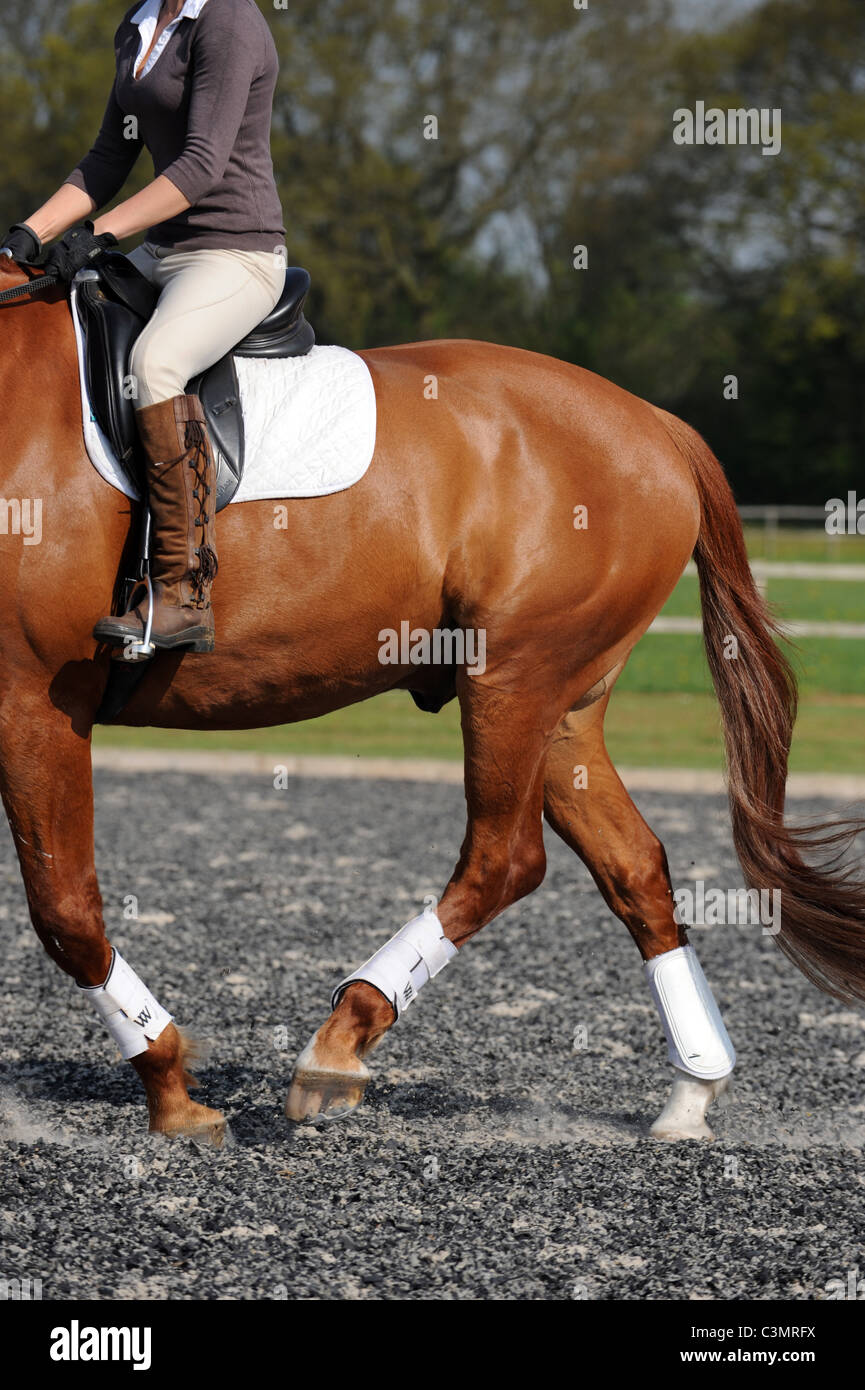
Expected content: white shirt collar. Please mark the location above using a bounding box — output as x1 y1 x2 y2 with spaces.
131 0 210 23
130 0 211 78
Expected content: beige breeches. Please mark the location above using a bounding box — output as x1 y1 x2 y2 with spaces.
126 241 285 407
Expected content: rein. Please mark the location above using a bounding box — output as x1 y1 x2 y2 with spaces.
0 261 62 305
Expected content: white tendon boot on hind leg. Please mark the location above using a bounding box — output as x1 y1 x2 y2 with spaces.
645 944 735 1141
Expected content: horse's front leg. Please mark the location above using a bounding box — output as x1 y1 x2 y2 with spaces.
0 694 224 1142
285 980 391 1122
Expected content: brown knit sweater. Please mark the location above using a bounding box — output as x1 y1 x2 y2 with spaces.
64 0 286 252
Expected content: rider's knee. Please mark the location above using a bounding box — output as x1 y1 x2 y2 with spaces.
129 333 183 409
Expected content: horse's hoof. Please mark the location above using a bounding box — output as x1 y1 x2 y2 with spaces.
183 1116 231 1149
649 1116 715 1142
648 1070 730 1142
286 1031 370 1122
151 1105 229 1148
285 1066 369 1123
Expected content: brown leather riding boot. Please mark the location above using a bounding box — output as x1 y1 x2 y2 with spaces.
94 394 218 653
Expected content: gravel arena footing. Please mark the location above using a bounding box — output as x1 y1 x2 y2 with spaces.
1 770 863 1301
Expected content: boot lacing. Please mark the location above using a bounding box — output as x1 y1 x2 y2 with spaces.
185 419 218 605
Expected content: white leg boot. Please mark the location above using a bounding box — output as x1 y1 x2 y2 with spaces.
645 944 735 1141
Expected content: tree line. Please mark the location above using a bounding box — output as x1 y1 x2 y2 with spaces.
1 0 861 502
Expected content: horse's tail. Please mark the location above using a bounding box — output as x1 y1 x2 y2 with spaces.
653 405 865 1003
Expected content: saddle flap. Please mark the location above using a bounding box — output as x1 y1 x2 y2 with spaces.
76 276 142 472
187 354 245 511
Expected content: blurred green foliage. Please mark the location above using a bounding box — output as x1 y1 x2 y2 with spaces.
1 0 862 502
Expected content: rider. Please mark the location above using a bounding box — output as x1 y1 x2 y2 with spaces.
1 0 287 653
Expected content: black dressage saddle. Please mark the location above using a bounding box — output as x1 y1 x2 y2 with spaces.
75 251 315 511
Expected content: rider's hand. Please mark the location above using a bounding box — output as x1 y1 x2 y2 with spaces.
40 221 118 282
0 223 43 264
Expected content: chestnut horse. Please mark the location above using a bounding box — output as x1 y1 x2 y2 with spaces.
1 256 864 1144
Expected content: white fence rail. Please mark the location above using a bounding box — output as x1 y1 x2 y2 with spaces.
738 505 859 560
648 559 865 640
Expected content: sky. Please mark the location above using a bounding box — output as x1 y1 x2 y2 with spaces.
673 0 764 27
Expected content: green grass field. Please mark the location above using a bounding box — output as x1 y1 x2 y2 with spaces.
620 633 865 697
93 528 865 772
741 526 865 564
661 574 865 625
94 687 864 773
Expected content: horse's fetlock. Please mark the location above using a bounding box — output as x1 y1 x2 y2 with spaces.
329 981 393 1048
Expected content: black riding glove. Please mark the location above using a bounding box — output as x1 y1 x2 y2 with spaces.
40 221 118 282
0 222 43 264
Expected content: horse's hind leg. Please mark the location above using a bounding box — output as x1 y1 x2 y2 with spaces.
542 693 734 1140
286 674 553 1122
0 694 225 1141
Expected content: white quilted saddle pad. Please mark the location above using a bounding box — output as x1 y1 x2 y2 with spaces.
69 285 376 503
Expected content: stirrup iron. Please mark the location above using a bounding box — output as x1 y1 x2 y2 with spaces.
120 507 156 662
